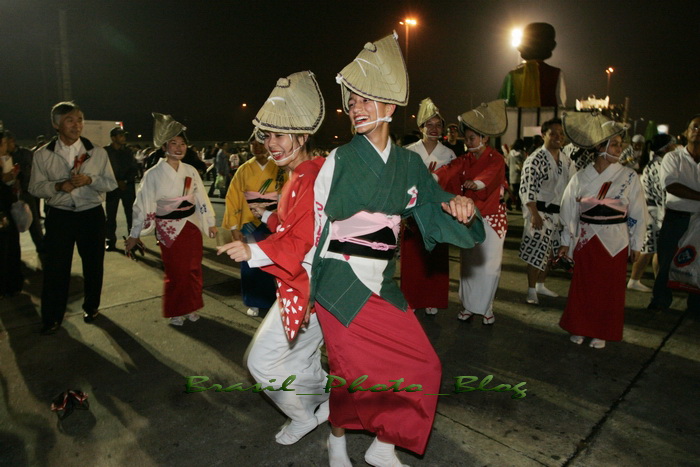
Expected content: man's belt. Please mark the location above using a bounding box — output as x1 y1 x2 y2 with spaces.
536 201 560 214
156 201 195 219
328 226 397 260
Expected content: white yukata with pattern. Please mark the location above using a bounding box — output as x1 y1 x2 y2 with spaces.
518 146 576 270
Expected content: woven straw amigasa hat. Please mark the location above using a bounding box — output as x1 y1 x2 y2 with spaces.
253 71 325 135
152 113 186 148
458 100 508 137
562 111 626 149
336 31 409 113
416 97 444 128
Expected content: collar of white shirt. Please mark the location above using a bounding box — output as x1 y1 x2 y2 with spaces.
363 135 392 163
55 138 86 166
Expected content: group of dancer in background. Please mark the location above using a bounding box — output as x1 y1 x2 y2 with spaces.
106 29 698 467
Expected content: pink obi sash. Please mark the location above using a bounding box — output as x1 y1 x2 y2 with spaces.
328 212 401 259
244 191 278 210
579 197 628 225
155 194 195 247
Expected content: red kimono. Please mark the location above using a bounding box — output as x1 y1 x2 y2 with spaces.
436 147 507 237
256 157 324 340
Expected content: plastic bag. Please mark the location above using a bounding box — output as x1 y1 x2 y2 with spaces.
11 199 32 232
668 214 700 294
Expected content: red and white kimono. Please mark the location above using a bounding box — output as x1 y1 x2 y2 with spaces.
400 140 457 309
436 146 507 317
245 157 329 427
130 158 216 317
559 162 647 341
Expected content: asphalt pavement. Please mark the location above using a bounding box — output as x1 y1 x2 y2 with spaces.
1 192 698 466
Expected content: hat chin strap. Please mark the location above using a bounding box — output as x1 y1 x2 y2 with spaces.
467 139 485 153
354 101 392 135
269 134 302 166
421 128 440 140
598 139 619 162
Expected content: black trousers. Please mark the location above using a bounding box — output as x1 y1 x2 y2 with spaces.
41 205 106 326
105 185 135 245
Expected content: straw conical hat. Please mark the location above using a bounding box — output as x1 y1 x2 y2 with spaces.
152 113 186 147
416 97 443 128
562 111 626 149
458 100 508 137
336 31 409 113
253 71 325 135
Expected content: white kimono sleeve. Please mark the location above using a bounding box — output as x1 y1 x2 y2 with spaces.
192 168 216 229
130 172 158 238
559 174 580 249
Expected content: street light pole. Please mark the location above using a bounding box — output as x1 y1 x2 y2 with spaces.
605 67 614 100
399 18 417 137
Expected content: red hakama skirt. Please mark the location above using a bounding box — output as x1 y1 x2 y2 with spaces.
400 220 450 309
316 295 441 455
159 221 204 318
559 235 627 341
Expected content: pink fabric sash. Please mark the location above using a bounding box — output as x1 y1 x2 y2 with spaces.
331 211 401 251
156 194 195 217
579 197 627 222
155 194 195 248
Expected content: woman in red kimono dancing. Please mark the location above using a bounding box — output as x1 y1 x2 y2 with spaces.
435 100 508 324
126 113 217 325
218 71 330 445
558 112 647 349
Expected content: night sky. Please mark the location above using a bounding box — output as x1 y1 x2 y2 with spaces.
1 0 697 146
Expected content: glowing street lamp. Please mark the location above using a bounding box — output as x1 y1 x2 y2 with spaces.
511 28 523 48
605 67 614 99
398 18 418 64
511 27 523 65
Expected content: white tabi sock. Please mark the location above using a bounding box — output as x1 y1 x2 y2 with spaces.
328 433 353 467
535 282 559 297
275 417 318 445
364 437 409 467
526 288 538 304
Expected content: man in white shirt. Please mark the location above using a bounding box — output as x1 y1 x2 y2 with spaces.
648 114 700 313
29 101 117 335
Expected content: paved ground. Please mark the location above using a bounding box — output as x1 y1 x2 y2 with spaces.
1 193 699 466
